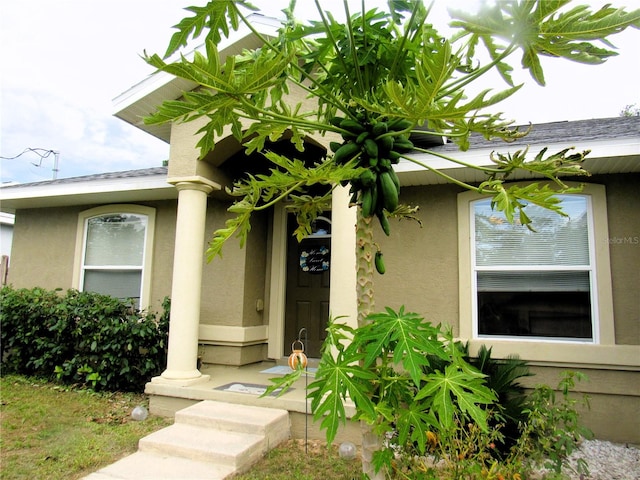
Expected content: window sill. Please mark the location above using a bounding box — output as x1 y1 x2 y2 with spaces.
464 338 640 371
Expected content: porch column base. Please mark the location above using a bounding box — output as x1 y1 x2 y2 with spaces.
151 371 211 387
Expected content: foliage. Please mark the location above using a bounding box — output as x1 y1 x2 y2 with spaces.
266 308 592 479
0 374 171 480
145 1 639 257
620 103 640 116
266 307 497 476
0 286 170 392
508 371 594 478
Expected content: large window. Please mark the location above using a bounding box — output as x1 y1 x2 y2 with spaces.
74 206 155 309
458 184 616 352
472 195 594 341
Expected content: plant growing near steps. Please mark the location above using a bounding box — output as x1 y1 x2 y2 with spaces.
266 309 592 479
265 307 499 477
146 1 639 477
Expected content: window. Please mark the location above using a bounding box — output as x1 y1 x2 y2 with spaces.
458 184 616 351
74 206 155 309
472 195 594 341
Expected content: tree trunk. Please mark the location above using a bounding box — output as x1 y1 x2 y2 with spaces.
355 212 385 480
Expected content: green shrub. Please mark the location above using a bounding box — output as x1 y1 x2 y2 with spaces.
267 306 592 479
0 286 169 392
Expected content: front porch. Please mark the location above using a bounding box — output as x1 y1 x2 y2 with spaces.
145 361 361 445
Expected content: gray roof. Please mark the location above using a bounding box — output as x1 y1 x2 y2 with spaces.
438 116 639 152
0 116 638 212
1 166 167 190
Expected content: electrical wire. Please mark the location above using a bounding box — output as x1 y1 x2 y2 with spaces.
0 148 58 167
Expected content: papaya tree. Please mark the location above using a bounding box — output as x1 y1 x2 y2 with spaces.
144 1 639 477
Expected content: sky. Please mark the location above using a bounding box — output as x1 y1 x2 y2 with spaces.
1 0 638 184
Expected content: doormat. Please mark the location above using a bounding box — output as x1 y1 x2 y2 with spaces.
260 365 317 375
214 382 291 396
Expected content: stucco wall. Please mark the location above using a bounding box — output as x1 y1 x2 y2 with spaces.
200 200 248 326
601 173 640 345
373 183 463 333
147 201 178 312
371 174 639 444
8 201 178 314
374 174 639 346
242 209 268 327
9 206 81 290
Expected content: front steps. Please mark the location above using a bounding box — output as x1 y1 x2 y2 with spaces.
83 400 290 480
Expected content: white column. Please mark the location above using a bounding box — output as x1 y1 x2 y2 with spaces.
329 184 358 330
155 180 214 385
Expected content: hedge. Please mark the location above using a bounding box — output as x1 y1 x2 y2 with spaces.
0 286 169 392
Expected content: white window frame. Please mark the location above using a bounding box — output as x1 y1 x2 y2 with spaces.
73 205 156 310
457 183 629 367
471 193 597 343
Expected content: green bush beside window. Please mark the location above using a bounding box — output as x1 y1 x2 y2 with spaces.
0 286 169 392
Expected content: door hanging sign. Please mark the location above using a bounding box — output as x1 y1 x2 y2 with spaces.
300 245 329 273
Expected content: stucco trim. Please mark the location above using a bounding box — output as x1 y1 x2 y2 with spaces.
199 324 268 347
466 340 640 370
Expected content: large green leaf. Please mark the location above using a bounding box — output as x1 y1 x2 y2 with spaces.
163 1 258 58
307 350 377 444
395 401 439 454
416 363 497 431
355 306 447 385
450 1 640 85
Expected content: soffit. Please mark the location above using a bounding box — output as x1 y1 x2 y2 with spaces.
0 172 176 213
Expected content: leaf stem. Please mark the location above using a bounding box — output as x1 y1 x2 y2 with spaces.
437 41 518 100
411 146 506 173
401 154 494 193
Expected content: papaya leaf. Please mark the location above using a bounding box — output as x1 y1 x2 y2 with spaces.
356 306 448 385
416 363 496 431
307 350 377 444
163 1 258 59
261 367 304 398
395 401 439 454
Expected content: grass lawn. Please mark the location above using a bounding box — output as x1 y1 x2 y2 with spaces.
233 439 362 479
1 374 362 480
0 374 172 480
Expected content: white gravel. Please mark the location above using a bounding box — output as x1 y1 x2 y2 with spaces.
552 439 640 480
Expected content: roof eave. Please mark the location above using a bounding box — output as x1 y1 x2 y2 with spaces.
112 14 281 143
396 136 640 186
0 175 176 213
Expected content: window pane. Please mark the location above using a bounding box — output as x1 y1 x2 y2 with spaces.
474 196 589 266
85 214 146 266
477 271 592 339
477 271 590 292
83 270 141 304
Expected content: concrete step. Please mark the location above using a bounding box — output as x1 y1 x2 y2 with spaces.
175 400 290 447
139 423 265 468
82 451 234 480
82 400 291 480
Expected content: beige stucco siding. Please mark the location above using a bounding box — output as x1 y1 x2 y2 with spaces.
200 200 247 326
9 206 82 290
9 201 178 314
147 201 178 312
601 173 640 345
373 184 463 333
241 209 268 327
374 174 639 347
